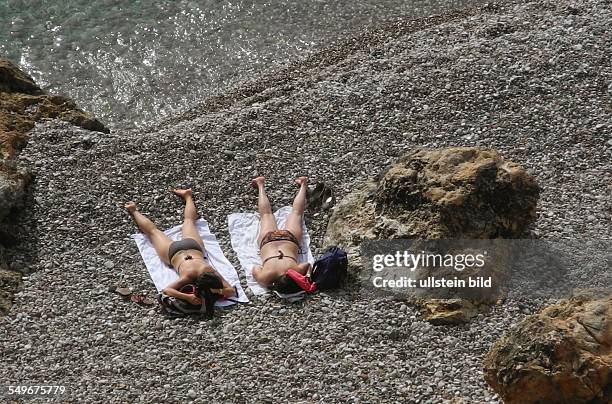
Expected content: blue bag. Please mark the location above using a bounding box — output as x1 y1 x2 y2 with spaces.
311 246 348 290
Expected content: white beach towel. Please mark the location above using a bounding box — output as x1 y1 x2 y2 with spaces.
132 219 249 307
228 206 315 297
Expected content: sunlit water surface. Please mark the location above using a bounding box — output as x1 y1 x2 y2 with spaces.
1 0 485 129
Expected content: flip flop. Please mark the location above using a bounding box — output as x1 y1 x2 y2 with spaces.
130 294 155 306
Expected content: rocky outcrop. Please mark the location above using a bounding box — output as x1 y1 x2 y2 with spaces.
484 294 612 403
325 147 539 244
0 60 43 94
0 58 108 315
0 59 108 159
324 147 539 324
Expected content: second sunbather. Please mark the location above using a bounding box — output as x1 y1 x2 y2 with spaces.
251 176 312 293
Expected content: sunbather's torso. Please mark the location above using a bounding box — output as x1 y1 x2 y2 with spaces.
170 249 224 282
259 240 299 285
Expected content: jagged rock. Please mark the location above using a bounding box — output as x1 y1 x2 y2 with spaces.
324 147 539 324
326 147 539 245
484 294 612 403
0 59 42 94
0 58 111 230
1 58 108 153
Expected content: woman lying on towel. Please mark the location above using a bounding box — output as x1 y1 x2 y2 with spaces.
125 189 237 307
251 176 312 293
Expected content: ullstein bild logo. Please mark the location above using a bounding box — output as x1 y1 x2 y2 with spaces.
371 275 493 289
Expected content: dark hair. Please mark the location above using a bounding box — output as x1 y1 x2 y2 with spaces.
196 273 223 319
269 274 302 294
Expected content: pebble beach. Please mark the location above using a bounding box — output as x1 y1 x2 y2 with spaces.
1 0 611 402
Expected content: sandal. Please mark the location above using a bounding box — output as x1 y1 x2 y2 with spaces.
130 294 155 306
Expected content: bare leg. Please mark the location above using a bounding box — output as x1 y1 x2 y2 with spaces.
252 176 277 245
285 176 307 242
172 188 206 249
125 202 172 265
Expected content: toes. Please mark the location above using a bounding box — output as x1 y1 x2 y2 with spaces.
251 176 265 187
172 188 192 196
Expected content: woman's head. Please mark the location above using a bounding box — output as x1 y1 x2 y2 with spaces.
270 274 302 294
196 273 223 319
196 272 223 290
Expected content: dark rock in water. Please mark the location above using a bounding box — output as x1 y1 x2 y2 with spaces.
484 294 612 403
324 147 539 324
0 59 109 157
0 59 42 95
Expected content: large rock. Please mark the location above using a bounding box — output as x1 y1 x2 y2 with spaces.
484 294 612 403
324 147 539 323
1 59 108 159
0 57 108 219
325 147 539 245
0 58 109 315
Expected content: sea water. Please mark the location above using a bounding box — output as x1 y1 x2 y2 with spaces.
0 0 485 129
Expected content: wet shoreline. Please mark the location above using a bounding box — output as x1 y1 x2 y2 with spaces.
1 0 488 130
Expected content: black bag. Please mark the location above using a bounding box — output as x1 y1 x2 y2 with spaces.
311 246 348 290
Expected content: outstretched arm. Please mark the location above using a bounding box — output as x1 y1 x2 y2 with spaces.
163 278 201 305
252 265 270 287
217 276 239 298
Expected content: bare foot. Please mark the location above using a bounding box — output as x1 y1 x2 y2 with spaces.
251 176 265 188
124 202 137 214
295 176 308 187
172 188 193 199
